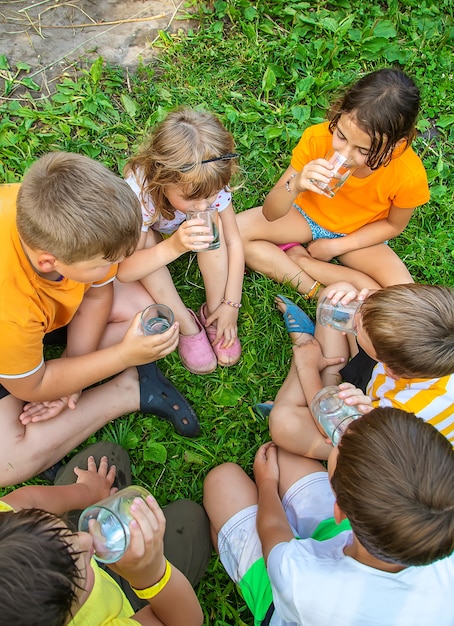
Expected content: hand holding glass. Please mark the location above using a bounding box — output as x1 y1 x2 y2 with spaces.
78 486 151 563
310 386 361 445
141 304 174 335
311 148 356 198
186 207 220 251
316 296 362 335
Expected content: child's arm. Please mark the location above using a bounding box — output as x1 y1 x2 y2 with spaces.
3 311 179 414
66 282 113 357
1 455 116 514
108 495 203 626
262 158 335 222
117 220 213 283
307 205 415 262
205 204 244 347
254 442 293 562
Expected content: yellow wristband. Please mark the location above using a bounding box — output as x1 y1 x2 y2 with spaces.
132 560 172 599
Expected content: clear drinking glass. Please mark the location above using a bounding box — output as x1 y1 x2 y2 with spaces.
186 207 220 251
310 386 361 445
311 149 356 198
316 297 362 335
140 304 174 335
78 486 151 563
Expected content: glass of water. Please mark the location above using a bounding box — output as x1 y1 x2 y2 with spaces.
316 296 362 335
78 485 151 563
310 386 361 445
140 304 174 335
186 207 220 251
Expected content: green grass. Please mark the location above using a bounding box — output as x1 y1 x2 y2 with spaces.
1 1 453 623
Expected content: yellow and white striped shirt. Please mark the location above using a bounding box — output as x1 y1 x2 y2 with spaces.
367 362 454 444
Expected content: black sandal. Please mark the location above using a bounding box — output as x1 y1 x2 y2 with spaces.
137 362 200 437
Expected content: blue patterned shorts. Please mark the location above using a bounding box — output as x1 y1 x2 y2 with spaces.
293 204 345 240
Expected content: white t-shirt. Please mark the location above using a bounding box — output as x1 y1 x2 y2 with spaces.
125 172 232 234
267 533 454 626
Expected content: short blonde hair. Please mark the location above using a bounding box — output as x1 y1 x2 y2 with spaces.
17 152 142 263
125 107 237 221
361 283 454 378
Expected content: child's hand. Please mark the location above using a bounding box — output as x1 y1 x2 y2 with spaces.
74 455 117 503
174 219 213 253
108 495 167 590
253 442 279 488
296 157 335 195
307 237 344 262
324 285 370 306
120 311 179 366
205 304 238 347
293 338 345 372
19 391 82 424
337 382 373 414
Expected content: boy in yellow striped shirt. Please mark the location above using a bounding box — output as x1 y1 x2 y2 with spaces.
269 282 454 458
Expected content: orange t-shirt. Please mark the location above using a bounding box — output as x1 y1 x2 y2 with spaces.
0 184 117 378
290 122 430 234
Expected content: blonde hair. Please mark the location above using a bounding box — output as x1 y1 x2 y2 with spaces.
125 107 237 221
361 284 454 378
17 152 142 264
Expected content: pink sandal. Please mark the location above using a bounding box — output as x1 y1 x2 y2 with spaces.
197 303 241 367
178 309 217 374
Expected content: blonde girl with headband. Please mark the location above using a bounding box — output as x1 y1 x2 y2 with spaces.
118 107 244 374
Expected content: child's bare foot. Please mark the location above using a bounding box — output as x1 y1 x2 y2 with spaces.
275 294 315 345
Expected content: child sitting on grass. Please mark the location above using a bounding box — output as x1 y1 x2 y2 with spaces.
269 282 454 459
204 408 454 626
0 443 210 626
119 107 244 374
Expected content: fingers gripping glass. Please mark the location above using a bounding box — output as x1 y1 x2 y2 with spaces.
178 153 239 173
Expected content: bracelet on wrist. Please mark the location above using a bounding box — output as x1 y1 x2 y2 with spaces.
221 298 242 309
132 559 172 600
303 280 321 300
285 173 297 193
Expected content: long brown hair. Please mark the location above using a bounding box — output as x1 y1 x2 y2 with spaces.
328 68 420 169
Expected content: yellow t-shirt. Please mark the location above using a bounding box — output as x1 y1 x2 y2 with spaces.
0 500 136 625
69 560 136 626
0 184 117 377
290 122 430 234
367 362 454 445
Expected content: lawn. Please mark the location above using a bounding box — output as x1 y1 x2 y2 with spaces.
0 1 453 623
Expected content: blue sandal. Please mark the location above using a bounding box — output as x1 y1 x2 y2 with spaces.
252 402 274 420
276 294 315 335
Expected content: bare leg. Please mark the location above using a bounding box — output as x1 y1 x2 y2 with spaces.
0 368 141 486
203 451 327 550
140 268 199 335
339 243 413 287
287 245 381 291
203 463 258 551
100 280 154 348
197 225 229 314
276 447 326 498
269 358 333 460
237 207 317 293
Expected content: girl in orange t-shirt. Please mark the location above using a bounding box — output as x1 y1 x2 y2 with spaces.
237 68 430 296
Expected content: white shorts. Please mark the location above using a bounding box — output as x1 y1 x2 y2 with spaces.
218 471 334 583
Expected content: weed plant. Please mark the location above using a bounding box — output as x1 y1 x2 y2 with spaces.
0 1 453 623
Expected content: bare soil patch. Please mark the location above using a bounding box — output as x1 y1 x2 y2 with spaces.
0 0 194 96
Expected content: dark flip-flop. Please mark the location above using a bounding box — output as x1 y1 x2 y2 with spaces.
137 362 200 438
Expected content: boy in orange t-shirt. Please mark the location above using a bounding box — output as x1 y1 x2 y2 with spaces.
0 152 199 487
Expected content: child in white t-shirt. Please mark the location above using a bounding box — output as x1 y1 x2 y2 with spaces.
204 408 454 626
